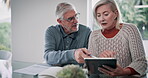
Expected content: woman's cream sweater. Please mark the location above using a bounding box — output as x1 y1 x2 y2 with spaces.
88 23 147 76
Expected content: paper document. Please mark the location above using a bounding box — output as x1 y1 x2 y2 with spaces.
14 63 50 75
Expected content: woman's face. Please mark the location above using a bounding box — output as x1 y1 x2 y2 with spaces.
96 4 118 30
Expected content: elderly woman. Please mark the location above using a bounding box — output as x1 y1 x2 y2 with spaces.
88 0 147 77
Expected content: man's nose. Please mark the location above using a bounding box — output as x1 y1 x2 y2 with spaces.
73 17 78 23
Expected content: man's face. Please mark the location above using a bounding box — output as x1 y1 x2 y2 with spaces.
57 10 79 34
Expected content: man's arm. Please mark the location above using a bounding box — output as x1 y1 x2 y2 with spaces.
44 49 76 65
44 27 77 65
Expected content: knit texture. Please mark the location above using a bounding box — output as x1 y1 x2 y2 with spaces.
88 23 147 76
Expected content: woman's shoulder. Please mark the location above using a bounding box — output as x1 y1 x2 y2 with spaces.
122 23 138 29
121 23 139 32
121 23 140 35
91 29 101 34
90 29 101 37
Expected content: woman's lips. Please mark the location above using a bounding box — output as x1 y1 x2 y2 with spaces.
101 23 107 26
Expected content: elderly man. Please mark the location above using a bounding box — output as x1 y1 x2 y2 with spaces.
44 2 91 67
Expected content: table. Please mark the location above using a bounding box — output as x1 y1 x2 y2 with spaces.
12 61 147 78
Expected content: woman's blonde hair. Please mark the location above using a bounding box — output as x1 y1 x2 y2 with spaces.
93 0 123 29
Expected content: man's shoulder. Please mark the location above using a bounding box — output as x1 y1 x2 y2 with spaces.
79 24 91 31
46 24 60 31
45 25 61 35
47 24 60 29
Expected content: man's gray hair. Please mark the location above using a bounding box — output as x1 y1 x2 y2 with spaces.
55 2 76 19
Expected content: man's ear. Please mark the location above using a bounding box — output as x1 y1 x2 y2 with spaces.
57 19 64 26
57 19 62 24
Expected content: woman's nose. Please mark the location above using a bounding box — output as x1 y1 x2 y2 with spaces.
100 16 105 21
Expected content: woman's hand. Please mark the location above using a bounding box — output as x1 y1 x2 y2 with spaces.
98 50 116 58
98 64 131 76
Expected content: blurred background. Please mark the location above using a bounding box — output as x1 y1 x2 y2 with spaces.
0 0 148 63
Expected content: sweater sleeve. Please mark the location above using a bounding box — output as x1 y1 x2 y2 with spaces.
126 67 139 75
127 24 147 76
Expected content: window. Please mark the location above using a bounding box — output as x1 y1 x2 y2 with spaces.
0 0 11 51
116 0 148 40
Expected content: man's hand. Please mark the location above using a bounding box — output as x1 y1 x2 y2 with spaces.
74 48 91 63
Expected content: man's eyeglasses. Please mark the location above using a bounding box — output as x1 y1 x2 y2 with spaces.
61 13 80 22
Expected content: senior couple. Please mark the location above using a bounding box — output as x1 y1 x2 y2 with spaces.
44 0 147 77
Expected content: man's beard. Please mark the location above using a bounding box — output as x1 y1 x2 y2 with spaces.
63 23 79 34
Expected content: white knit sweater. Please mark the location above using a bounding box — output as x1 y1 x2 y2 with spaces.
88 23 147 76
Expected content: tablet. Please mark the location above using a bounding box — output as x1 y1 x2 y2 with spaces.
84 58 117 75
